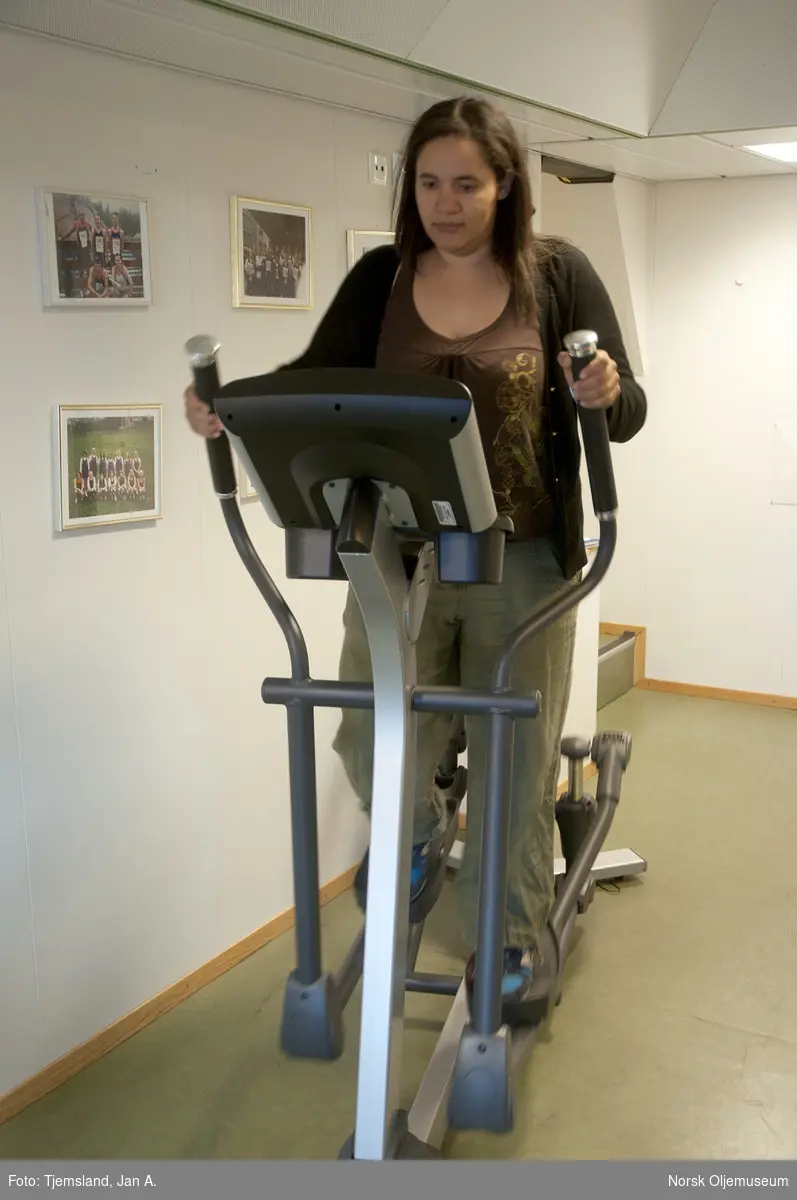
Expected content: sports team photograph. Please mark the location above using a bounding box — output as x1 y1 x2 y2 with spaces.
36 189 152 306
231 195 312 309
57 406 162 531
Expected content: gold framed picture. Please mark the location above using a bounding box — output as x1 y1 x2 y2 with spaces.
56 405 163 531
231 195 313 310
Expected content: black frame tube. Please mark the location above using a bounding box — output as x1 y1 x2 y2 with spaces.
493 518 617 693
414 686 540 718
285 703 323 984
548 794 616 946
471 516 618 1037
217 498 322 985
219 498 310 681
263 679 373 708
210 489 327 992
334 928 366 1010
407 922 424 973
187 338 325 989
470 710 516 1034
260 679 541 719
405 972 462 997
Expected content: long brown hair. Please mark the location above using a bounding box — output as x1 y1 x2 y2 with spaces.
393 96 541 320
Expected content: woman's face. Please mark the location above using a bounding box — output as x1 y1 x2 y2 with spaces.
414 135 500 257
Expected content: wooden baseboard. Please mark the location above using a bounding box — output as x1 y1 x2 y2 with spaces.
599 622 642 637
600 621 647 685
638 677 797 711
0 863 358 1127
600 623 797 709
457 760 597 833
600 622 796 709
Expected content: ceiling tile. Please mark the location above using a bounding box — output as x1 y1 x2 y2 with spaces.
409 0 655 135
207 0 451 58
6 0 797 162
710 126 797 147
537 139 711 182
651 0 797 135
611 135 796 176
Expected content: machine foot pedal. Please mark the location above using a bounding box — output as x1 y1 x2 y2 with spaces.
448 1026 514 1133
280 971 343 1060
445 765 468 810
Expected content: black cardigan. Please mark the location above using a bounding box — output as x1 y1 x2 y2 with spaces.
275 242 647 579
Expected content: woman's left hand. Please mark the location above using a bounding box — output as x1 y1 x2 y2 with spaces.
557 349 620 409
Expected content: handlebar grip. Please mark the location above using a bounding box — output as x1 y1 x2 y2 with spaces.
564 329 618 516
184 335 237 498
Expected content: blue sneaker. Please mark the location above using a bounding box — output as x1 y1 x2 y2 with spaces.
409 841 431 897
465 945 548 1028
499 946 537 996
353 839 432 914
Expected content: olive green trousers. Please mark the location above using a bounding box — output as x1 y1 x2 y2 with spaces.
332 538 578 951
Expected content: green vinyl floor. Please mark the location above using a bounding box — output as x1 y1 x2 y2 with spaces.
1 688 796 1161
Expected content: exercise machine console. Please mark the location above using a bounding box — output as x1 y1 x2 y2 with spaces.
184 332 643 1159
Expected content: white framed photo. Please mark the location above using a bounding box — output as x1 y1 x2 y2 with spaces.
36 189 152 307
346 229 396 271
231 196 312 309
236 455 258 501
56 405 162 531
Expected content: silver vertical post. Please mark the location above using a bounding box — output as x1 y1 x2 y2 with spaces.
336 481 430 1160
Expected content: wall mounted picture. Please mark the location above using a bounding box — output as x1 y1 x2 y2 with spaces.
36 189 152 306
56 406 162 531
231 196 312 309
392 151 405 190
346 229 396 271
236 455 258 501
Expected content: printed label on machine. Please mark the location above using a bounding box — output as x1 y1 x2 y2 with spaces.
432 500 457 526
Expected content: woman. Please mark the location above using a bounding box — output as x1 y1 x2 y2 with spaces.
185 96 646 1024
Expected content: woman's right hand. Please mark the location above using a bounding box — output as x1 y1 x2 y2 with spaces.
184 384 224 439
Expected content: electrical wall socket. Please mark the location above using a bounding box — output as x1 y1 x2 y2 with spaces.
369 152 388 185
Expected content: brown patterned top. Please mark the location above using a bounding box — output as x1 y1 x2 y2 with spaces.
375 264 555 539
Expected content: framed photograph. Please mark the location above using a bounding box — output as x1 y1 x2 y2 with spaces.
237 456 258 501
392 152 405 189
56 406 162 531
36 189 152 307
231 196 312 309
346 229 395 271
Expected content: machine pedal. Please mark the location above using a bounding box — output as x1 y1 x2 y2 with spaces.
591 729 632 768
448 1027 514 1133
449 764 467 803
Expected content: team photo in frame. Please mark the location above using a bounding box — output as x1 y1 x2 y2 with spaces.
231 195 312 310
56 405 162 531
36 188 152 307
